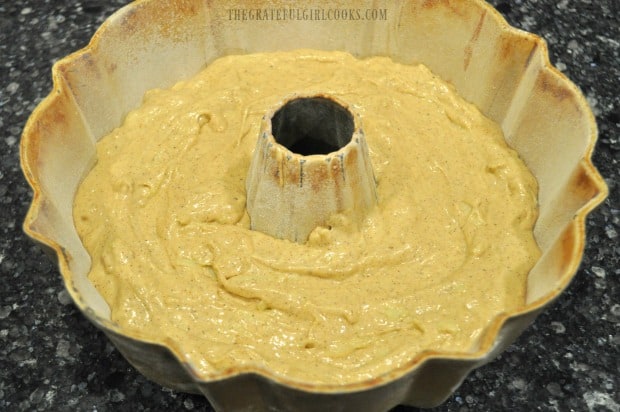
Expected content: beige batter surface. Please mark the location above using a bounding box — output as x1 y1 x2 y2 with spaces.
73 50 541 385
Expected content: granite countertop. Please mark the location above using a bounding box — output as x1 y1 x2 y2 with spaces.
1 1 618 411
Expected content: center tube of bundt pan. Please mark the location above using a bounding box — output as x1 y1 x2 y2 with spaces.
245 94 378 243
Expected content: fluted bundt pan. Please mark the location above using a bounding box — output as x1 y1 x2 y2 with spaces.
20 0 607 410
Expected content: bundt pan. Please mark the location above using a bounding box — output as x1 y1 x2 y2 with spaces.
20 0 607 410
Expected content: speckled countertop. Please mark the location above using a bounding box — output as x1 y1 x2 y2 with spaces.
1 1 618 411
